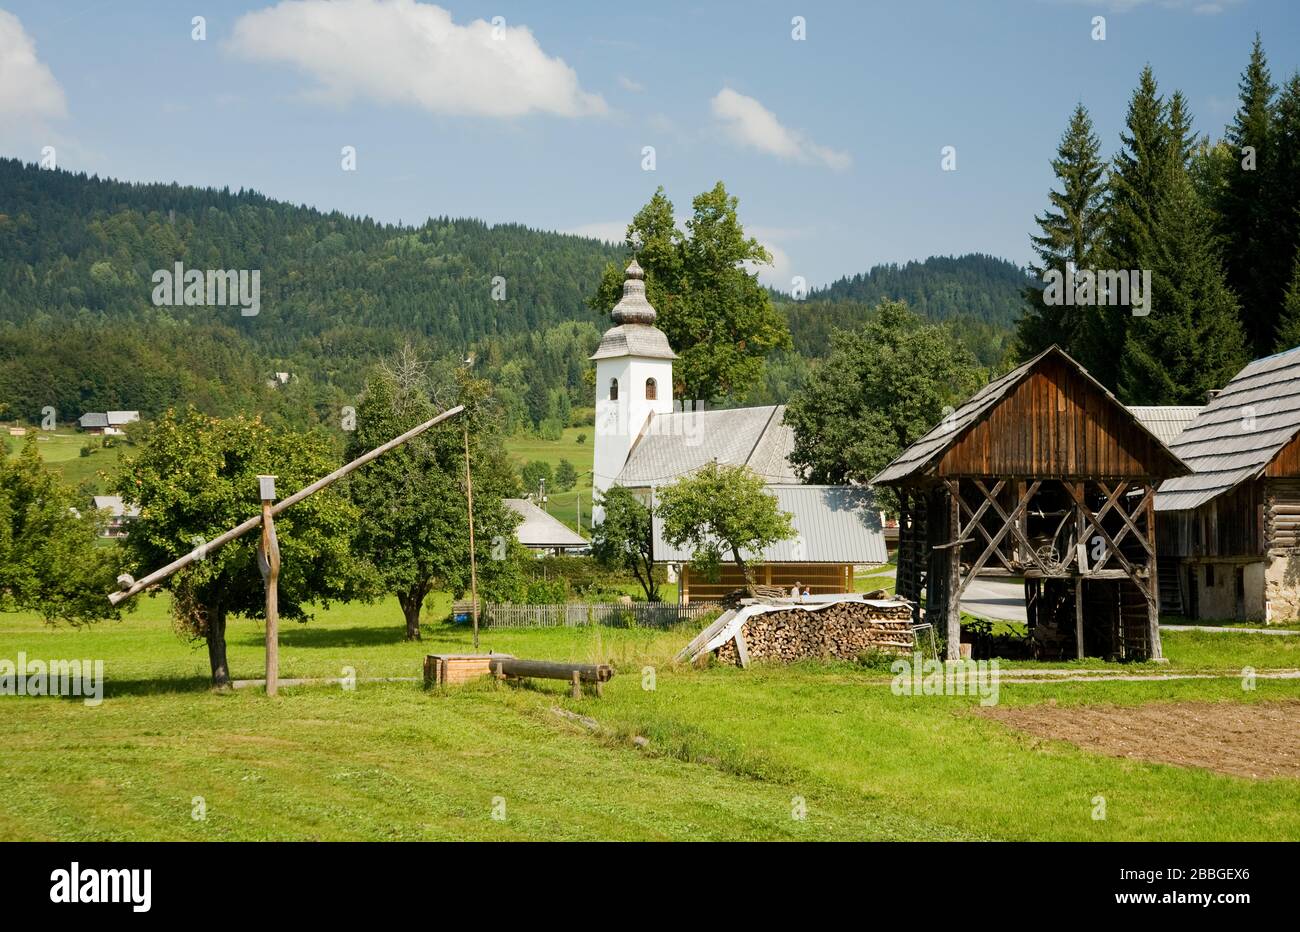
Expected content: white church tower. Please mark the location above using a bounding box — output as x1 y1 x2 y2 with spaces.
590 260 675 522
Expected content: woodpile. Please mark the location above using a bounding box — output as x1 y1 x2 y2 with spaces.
715 600 915 665
720 585 788 608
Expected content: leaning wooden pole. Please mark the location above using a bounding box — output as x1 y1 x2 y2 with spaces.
464 424 480 650
108 405 466 606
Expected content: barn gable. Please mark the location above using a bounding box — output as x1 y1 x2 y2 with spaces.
873 346 1188 484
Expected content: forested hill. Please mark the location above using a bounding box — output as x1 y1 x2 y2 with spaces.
808 254 1031 324
781 254 1030 366
0 157 620 427
0 158 1022 428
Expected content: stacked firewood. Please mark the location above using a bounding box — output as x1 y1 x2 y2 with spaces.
716 601 915 664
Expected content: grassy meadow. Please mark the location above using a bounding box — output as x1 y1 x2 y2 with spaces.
2 593 1298 842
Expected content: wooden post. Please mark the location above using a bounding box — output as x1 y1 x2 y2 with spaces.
571 669 581 699
1145 481 1163 661
464 425 480 651
256 475 281 697
1074 575 1085 660
947 482 962 661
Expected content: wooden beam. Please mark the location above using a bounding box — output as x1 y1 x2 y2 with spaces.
109 405 466 606
1075 576 1085 660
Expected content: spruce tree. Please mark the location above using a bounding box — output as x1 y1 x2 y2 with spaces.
1083 66 1170 388
1274 248 1300 352
1120 169 1247 404
1016 104 1107 360
1217 35 1277 356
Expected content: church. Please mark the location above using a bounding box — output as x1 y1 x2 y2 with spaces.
589 261 886 603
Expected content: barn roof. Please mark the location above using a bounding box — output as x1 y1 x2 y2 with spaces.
651 484 887 565
504 499 588 549
1155 346 1300 512
616 404 800 486
872 345 1187 484
78 413 109 428
1127 406 1203 445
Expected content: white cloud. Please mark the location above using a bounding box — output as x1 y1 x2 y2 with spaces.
617 75 644 93
0 10 66 126
228 0 606 118
710 87 849 171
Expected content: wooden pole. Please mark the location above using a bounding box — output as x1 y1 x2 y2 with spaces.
108 405 465 606
464 424 480 651
1075 575 1085 661
947 482 962 661
256 475 281 696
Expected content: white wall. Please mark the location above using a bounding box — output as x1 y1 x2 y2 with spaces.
592 354 673 523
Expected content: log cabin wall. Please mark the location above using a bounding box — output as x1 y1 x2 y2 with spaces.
679 562 853 604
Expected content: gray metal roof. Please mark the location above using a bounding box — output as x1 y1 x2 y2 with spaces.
873 345 1183 485
91 495 139 517
1127 406 1203 445
1155 347 1300 512
505 499 588 549
616 404 800 486
106 411 140 425
78 413 109 428
589 323 677 361
651 484 887 564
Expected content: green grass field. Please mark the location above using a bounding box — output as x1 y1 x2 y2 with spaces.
6 430 123 492
2 595 1298 841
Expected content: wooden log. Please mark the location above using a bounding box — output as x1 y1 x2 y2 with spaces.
489 657 614 683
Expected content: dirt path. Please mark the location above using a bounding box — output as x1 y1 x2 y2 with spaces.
979 699 1300 779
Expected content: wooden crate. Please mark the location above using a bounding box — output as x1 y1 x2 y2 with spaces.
423 653 513 687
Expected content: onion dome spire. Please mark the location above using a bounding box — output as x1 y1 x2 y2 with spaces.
610 260 657 325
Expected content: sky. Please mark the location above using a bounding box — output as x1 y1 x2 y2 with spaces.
1 0 1297 290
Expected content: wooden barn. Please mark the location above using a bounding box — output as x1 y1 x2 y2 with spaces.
1155 346 1300 622
873 346 1189 661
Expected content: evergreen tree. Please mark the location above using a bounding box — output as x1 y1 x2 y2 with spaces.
1120 170 1247 404
1274 248 1300 351
1016 104 1108 360
1217 35 1278 356
1083 66 1171 388
1269 72 1300 344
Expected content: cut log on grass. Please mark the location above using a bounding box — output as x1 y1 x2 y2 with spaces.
488 657 614 699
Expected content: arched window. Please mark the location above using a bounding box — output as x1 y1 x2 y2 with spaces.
609 378 619 401
645 377 658 400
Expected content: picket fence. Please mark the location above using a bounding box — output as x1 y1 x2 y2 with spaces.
480 601 715 630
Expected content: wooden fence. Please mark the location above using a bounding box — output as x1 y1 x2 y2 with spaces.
481 601 716 630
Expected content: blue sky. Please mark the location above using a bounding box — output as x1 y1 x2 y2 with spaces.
2 0 1297 289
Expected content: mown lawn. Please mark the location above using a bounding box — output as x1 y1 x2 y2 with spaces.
2 594 1298 841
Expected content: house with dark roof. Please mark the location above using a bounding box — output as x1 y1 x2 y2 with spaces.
1155 346 1300 622
591 261 886 602
77 410 139 435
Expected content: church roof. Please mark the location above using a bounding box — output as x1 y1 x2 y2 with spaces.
590 260 677 361
616 404 800 486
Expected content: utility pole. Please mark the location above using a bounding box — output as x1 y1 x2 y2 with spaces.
464 425 479 650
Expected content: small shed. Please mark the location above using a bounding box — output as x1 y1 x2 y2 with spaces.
872 346 1189 661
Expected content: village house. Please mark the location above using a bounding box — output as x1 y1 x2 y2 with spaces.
590 261 886 602
1154 346 1300 623
91 494 140 538
504 498 588 555
77 410 139 435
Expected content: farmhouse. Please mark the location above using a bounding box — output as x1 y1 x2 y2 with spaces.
590 261 885 600
1154 346 1300 622
874 345 1189 661
77 410 139 435
91 494 140 538
504 497 588 554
